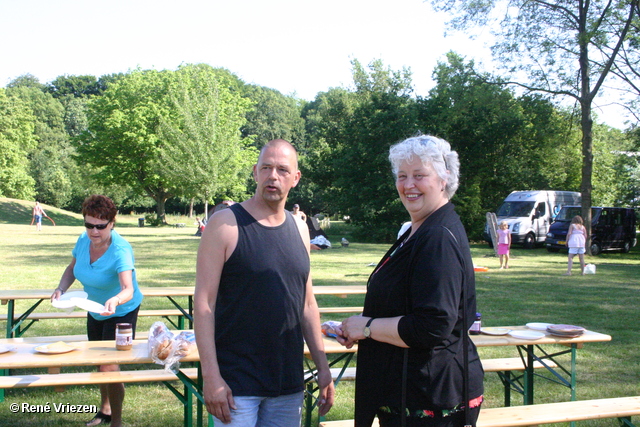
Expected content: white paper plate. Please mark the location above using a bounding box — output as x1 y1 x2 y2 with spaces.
34 342 77 354
526 322 553 331
0 344 16 354
481 327 511 336
509 330 545 340
70 297 105 313
51 290 88 309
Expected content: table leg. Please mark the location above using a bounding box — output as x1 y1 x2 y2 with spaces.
570 344 577 427
303 352 355 427
6 300 13 339
174 365 214 427
197 364 204 427
7 299 43 338
504 371 511 406
304 381 314 427
570 344 577 401
525 345 534 405
166 296 193 330
0 297 9 402
0 369 5 403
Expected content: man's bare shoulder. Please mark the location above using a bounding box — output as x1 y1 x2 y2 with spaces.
293 213 311 253
201 208 238 247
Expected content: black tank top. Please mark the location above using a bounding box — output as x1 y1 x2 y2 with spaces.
215 203 310 396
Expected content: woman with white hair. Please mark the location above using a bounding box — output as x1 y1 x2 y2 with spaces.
337 135 484 426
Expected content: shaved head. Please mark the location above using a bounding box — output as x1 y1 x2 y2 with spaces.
259 139 298 170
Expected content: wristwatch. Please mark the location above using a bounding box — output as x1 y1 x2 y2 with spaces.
363 318 375 339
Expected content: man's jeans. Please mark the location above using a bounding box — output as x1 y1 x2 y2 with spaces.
213 391 304 427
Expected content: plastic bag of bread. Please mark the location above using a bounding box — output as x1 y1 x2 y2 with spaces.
174 331 196 358
321 320 341 338
147 321 192 371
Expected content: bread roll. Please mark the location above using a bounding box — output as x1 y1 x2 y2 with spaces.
155 339 173 360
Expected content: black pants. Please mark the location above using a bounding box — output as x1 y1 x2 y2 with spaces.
87 305 140 341
377 406 481 427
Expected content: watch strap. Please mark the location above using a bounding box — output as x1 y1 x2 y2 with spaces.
363 317 375 338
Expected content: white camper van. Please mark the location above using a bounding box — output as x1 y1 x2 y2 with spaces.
485 191 581 249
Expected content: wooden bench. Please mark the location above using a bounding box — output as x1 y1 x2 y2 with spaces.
0 367 198 391
0 367 204 427
1 309 189 333
0 309 185 321
307 357 557 406
310 358 556 380
318 307 363 314
319 396 640 427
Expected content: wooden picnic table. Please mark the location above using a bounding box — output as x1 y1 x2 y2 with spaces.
0 335 355 427
0 325 611 426
0 285 367 338
473 326 612 406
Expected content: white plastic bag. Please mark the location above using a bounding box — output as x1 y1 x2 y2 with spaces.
148 322 195 371
584 264 596 274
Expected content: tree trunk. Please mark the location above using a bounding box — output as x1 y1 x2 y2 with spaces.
578 10 593 255
155 195 168 224
580 105 593 256
189 198 194 218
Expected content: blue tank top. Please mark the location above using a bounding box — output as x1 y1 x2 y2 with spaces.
215 203 310 396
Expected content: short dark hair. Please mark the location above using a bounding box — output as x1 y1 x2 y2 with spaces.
82 195 117 222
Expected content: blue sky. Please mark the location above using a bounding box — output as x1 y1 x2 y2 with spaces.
0 0 627 128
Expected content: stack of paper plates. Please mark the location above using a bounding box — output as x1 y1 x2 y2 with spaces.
547 324 585 338
509 330 545 340
51 291 88 309
526 322 552 331
481 327 511 336
51 290 105 313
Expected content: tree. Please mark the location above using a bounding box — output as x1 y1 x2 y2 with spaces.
76 68 180 218
46 75 101 98
241 85 306 149
591 124 638 206
432 0 639 252
0 88 37 199
158 64 256 216
605 3 640 123
76 66 254 219
420 53 581 237
300 87 358 215
6 78 77 207
304 59 418 241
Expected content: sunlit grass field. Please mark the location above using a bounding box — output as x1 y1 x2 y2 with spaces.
0 198 639 426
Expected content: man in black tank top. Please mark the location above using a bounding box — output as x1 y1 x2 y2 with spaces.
194 139 335 426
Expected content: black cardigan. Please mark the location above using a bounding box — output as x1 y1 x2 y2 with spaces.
355 202 484 426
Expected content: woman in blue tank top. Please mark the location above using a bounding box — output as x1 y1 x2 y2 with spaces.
50 195 143 427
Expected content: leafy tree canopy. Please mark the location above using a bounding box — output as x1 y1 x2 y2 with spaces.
76 64 255 218
0 88 37 199
158 64 256 208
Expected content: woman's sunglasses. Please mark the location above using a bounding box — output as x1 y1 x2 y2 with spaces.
85 222 111 230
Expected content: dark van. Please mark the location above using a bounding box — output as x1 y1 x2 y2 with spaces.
545 206 637 255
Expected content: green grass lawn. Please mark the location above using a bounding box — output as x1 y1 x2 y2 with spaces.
1 198 639 426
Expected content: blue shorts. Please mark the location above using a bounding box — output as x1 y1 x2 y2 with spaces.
34 215 42 224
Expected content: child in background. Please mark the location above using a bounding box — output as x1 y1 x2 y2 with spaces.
565 215 586 275
497 221 512 269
